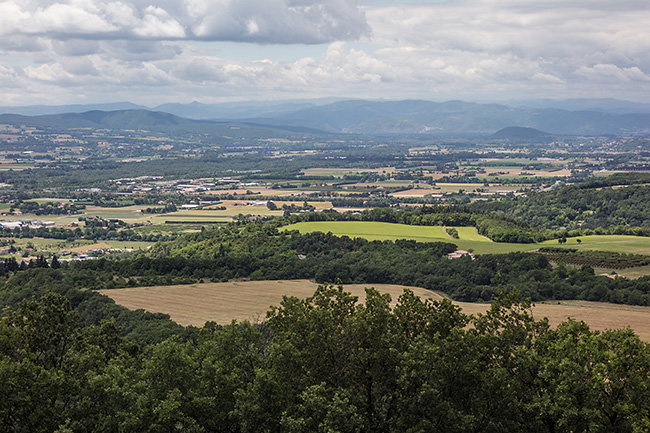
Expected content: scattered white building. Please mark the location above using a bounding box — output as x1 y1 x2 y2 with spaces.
447 250 475 260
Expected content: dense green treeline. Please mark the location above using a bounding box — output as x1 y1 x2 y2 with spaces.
0 223 177 242
2 287 650 433
472 174 650 232
2 221 650 305
60 222 647 305
10 200 85 215
0 267 194 346
535 248 650 269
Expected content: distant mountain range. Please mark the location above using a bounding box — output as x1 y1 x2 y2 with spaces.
510 98 650 114
0 110 316 139
1 98 650 137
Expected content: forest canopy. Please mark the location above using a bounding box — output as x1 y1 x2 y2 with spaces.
1 286 650 433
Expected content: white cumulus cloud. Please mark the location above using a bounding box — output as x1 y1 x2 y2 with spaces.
1 0 650 104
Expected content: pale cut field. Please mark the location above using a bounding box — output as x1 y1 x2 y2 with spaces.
302 167 397 176
68 241 153 253
476 168 571 178
101 280 443 326
271 200 334 210
100 280 650 341
69 242 112 253
391 187 438 198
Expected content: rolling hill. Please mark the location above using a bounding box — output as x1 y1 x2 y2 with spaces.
0 110 323 139
2 98 650 136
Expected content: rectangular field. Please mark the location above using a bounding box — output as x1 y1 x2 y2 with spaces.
282 221 450 242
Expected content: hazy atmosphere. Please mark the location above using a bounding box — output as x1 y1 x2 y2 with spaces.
2 0 649 105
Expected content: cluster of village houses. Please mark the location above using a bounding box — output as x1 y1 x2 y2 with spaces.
114 176 260 194
0 219 56 230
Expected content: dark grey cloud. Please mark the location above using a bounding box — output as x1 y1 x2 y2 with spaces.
103 41 183 62
187 0 370 43
52 39 102 56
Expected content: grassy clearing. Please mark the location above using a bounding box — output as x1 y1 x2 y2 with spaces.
100 280 650 341
598 265 650 279
286 222 650 255
538 235 650 255
449 240 535 255
281 221 530 254
450 226 492 242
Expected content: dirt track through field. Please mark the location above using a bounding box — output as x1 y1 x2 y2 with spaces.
100 280 650 340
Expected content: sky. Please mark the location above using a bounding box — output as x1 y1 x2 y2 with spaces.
1 0 649 106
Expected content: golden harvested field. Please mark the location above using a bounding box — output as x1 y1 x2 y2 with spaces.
477 168 572 178
390 186 438 197
69 242 112 253
272 200 333 209
454 300 650 341
302 167 397 176
100 280 650 340
101 280 442 326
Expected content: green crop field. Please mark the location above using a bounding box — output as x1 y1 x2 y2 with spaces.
281 222 650 262
282 221 535 254
283 221 449 242
451 226 492 242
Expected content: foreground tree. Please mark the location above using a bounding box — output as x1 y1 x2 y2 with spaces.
2 286 650 432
